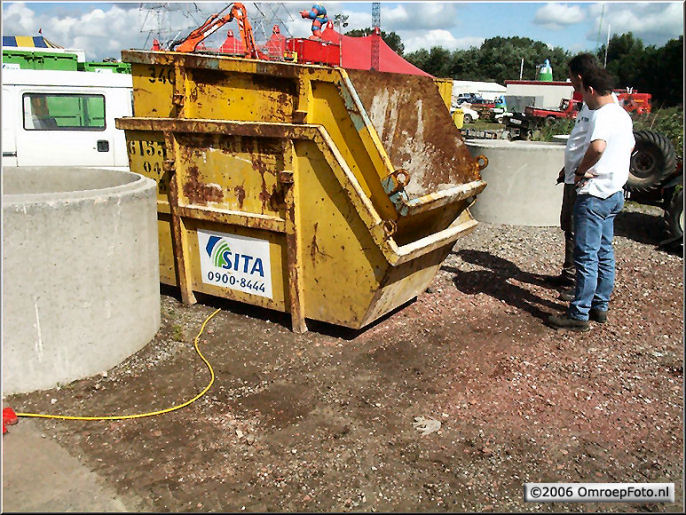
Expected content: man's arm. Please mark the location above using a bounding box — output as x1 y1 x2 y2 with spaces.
574 139 607 185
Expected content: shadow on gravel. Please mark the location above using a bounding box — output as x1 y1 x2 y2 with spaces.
614 210 665 245
442 249 565 321
161 284 415 340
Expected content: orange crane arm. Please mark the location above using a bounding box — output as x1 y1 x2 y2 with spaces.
171 2 258 58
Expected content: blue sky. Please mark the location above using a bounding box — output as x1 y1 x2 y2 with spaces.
3 2 683 60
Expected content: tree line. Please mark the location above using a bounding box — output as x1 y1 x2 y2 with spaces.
347 28 683 108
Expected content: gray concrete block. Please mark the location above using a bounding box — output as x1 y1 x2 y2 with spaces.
2 167 161 394
465 140 566 226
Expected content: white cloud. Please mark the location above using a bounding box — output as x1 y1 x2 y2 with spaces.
379 2 460 31
585 2 683 46
534 3 585 30
3 2 37 34
401 30 483 53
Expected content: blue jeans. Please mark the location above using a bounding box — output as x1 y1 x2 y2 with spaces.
569 191 624 320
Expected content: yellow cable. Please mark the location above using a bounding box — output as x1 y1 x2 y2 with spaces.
16 308 222 421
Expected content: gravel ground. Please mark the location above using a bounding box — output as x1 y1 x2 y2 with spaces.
5 201 683 512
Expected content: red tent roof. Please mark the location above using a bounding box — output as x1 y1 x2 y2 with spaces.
319 26 432 77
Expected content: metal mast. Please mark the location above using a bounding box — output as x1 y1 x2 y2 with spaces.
371 2 380 71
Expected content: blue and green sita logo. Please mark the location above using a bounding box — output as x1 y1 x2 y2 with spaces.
205 235 265 277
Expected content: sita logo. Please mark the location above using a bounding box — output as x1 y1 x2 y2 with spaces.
205 235 265 277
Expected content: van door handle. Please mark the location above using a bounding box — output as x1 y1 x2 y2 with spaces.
96 140 110 152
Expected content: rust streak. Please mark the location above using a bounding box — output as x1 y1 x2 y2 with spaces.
183 165 224 205
234 185 246 209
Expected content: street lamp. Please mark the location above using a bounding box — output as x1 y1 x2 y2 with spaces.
333 13 349 67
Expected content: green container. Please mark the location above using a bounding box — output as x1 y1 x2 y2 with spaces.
2 49 78 71
35 52 78 71
78 61 131 74
2 49 37 69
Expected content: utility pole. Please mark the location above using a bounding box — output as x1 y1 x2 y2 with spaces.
604 23 611 68
371 1 380 71
334 13 349 67
519 58 524 80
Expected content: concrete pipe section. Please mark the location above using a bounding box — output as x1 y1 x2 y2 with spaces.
2 167 160 394
465 139 566 226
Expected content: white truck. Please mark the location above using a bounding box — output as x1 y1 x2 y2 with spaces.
2 68 133 168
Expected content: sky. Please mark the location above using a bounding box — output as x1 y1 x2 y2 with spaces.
2 1 683 61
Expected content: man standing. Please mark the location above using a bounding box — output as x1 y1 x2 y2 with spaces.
547 67 634 332
548 54 602 294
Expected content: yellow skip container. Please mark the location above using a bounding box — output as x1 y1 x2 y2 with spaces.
116 50 487 332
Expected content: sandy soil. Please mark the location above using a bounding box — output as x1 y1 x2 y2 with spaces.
5 202 683 512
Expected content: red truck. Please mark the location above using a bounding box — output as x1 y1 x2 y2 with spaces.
524 98 581 125
615 89 652 115
523 89 652 126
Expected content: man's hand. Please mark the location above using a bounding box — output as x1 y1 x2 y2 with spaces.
574 169 598 186
557 167 565 184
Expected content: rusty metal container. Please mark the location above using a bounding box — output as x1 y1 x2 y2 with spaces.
116 50 486 332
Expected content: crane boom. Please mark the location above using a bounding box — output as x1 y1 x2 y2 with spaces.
171 2 258 59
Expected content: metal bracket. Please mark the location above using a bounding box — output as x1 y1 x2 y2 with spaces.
381 169 411 216
277 170 294 185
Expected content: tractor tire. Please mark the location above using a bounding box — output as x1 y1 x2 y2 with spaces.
664 188 683 240
463 114 473 124
627 130 677 193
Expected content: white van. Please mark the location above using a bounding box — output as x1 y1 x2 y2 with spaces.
2 68 133 168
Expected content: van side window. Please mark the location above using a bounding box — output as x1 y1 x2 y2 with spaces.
22 93 106 131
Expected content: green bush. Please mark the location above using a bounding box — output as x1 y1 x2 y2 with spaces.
530 118 576 142
631 105 683 156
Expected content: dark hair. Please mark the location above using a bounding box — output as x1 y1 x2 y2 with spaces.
568 53 600 77
581 67 615 95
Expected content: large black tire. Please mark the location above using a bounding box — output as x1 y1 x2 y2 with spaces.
664 188 683 240
463 114 473 124
627 130 677 193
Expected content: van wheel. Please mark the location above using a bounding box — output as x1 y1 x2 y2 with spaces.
664 188 683 240
545 116 557 126
627 130 677 193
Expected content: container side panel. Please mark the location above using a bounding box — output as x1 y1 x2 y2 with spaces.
131 63 175 117
185 69 296 122
158 212 177 286
175 133 285 218
310 81 397 221
124 130 169 199
360 246 450 327
297 140 384 327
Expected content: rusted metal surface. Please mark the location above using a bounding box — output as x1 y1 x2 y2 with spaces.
183 166 224 205
165 138 197 306
175 205 286 233
346 69 481 197
402 179 487 217
281 144 307 333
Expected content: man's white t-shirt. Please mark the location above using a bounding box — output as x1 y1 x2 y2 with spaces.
564 103 593 184
564 92 619 184
577 102 635 199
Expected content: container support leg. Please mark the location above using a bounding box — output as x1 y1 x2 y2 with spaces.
165 133 196 306
282 141 307 333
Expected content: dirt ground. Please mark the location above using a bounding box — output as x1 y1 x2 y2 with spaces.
5 202 684 513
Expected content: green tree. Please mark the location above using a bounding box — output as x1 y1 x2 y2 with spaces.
345 28 404 55
405 47 453 77
600 33 682 107
598 32 645 89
